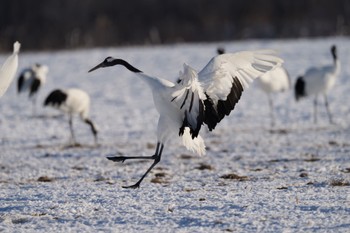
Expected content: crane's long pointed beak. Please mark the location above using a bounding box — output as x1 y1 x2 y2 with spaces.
88 63 104 73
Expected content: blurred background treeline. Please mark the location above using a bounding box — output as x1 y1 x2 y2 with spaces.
1 0 349 51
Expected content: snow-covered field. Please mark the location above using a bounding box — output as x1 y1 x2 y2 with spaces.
1 37 349 232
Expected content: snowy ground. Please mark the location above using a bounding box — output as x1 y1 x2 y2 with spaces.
0 37 350 232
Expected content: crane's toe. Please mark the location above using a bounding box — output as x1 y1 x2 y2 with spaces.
122 183 140 189
106 156 126 163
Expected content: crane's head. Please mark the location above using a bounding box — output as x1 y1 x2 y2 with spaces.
13 41 21 54
217 47 225 55
88 57 115 72
88 57 142 73
33 63 49 77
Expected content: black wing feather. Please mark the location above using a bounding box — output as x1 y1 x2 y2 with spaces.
204 76 243 131
294 76 306 101
44 89 67 107
179 97 205 139
29 78 41 97
17 74 25 93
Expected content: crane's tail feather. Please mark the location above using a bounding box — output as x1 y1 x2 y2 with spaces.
182 127 206 156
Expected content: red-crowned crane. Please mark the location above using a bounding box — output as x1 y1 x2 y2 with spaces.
18 64 49 115
0 41 20 98
295 45 340 124
44 88 98 145
89 50 283 188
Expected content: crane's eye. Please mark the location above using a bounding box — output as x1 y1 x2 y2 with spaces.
106 57 114 63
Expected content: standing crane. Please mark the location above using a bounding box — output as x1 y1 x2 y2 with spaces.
89 50 283 188
295 45 340 124
257 67 291 126
44 88 98 145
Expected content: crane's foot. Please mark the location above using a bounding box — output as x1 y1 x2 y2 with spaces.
107 156 126 163
106 154 157 163
122 182 140 189
108 143 163 189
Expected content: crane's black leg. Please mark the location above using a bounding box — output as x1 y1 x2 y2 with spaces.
107 142 164 189
324 94 334 124
84 118 98 144
68 114 76 144
313 97 318 124
32 97 37 116
107 142 161 162
268 94 275 127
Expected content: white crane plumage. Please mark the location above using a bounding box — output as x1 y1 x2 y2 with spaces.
257 67 291 126
44 88 98 145
0 41 20 98
89 50 283 188
294 45 340 123
217 47 290 126
18 63 49 114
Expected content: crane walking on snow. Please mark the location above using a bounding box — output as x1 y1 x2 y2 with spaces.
89 50 283 188
0 41 21 98
294 45 340 124
44 88 98 145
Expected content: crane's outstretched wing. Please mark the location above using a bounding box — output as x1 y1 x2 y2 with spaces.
0 42 20 97
171 64 206 139
198 50 283 130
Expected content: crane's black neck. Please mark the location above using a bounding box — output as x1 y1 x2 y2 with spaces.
111 59 142 73
331 46 337 62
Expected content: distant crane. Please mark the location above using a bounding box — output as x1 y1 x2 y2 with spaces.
217 47 290 126
294 45 340 123
44 88 98 145
18 64 49 115
0 41 21 98
257 67 291 126
89 50 283 188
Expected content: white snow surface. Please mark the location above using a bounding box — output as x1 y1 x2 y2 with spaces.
1 37 350 232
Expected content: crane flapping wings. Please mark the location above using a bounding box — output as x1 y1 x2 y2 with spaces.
172 50 283 138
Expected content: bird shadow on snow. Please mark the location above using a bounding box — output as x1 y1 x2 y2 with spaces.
229 122 346 135
25 113 65 120
34 142 101 150
10 141 102 152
